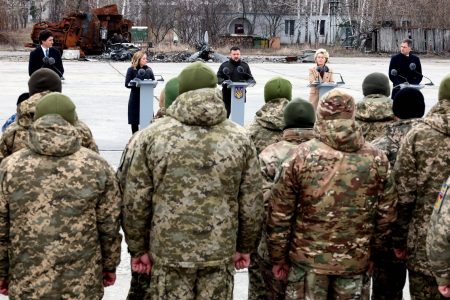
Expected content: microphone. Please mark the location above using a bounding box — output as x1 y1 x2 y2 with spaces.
144 68 154 80
409 63 434 86
390 69 408 83
316 66 322 73
42 57 63 78
221 67 232 86
137 68 146 80
236 66 256 85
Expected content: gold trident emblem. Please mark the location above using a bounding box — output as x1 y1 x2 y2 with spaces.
234 87 244 99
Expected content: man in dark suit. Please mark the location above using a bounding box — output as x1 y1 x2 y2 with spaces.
388 38 422 99
28 30 64 79
217 46 255 117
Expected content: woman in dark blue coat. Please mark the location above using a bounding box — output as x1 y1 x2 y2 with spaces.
125 51 155 133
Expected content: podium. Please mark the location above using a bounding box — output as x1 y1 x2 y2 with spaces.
398 82 425 90
228 81 255 125
131 79 159 129
309 82 341 99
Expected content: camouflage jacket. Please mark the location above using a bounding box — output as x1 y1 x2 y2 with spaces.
0 92 98 162
0 115 121 299
245 98 290 154
355 94 395 142
372 118 422 167
267 114 397 275
393 100 450 275
122 88 264 268
258 128 314 262
426 176 450 286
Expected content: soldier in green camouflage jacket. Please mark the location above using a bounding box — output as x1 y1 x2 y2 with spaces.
122 62 263 299
245 76 292 155
370 87 425 300
254 98 315 300
355 72 395 142
267 89 397 300
0 69 98 162
427 176 450 298
392 74 450 299
0 93 122 299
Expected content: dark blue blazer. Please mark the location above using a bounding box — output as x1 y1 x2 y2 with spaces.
28 46 64 77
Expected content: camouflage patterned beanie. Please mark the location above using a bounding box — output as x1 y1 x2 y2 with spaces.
28 68 62 96
34 92 76 125
438 74 450 100
393 87 425 119
264 76 292 102
178 61 217 94
317 88 355 120
164 77 180 108
284 98 315 129
362 72 390 97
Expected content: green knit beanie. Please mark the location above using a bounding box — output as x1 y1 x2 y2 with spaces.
283 98 315 129
178 61 217 94
438 74 450 100
362 72 390 97
264 77 292 102
164 77 180 108
28 68 62 96
34 92 76 125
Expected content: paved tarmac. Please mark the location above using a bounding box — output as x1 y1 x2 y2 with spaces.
1 56 449 299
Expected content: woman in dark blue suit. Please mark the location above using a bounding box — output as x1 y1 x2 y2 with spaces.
125 51 155 133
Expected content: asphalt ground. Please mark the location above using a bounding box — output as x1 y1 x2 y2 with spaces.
1 56 449 299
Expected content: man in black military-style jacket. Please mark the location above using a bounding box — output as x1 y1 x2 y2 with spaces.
388 38 422 99
217 46 254 117
28 30 65 79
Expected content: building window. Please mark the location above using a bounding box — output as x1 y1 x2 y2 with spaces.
235 24 244 34
285 20 295 36
316 20 325 36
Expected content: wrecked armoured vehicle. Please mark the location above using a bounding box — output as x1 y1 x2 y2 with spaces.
28 4 133 56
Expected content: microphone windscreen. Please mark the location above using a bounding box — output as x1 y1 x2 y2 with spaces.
409 63 416 70
48 57 55 65
390 69 398 76
144 68 153 79
237 66 244 73
323 66 329 73
223 67 230 75
42 57 49 64
316 66 322 73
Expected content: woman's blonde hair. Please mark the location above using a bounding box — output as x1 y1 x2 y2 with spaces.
131 51 146 69
314 48 329 63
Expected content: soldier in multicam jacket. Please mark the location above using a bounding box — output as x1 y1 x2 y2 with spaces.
427 176 450 298
370 87 425 300
392 74 450 299
355 72 395 142
122 62 263 299
245 76 292 155
0 69 98 162
0 93 122 299
255 98 315 300
267 89 397 300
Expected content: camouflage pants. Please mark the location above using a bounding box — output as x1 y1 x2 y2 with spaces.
127 272 151 300
248 254 287 300
285 264 370 300
371 250 406 300
408 270 444 300
148 264 234 300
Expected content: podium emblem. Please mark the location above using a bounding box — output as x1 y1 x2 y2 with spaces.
234 86 244 99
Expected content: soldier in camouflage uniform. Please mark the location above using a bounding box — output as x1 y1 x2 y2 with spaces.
245 76 292 154
0 92 122 299
245 76 292 299
392 74 450 299
427 175 450 298
355 72 395 141
267 89 397 300
117 78 179 300
370 87 425 300
0 69 98 162
122 62 263 300
256 98 315 300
